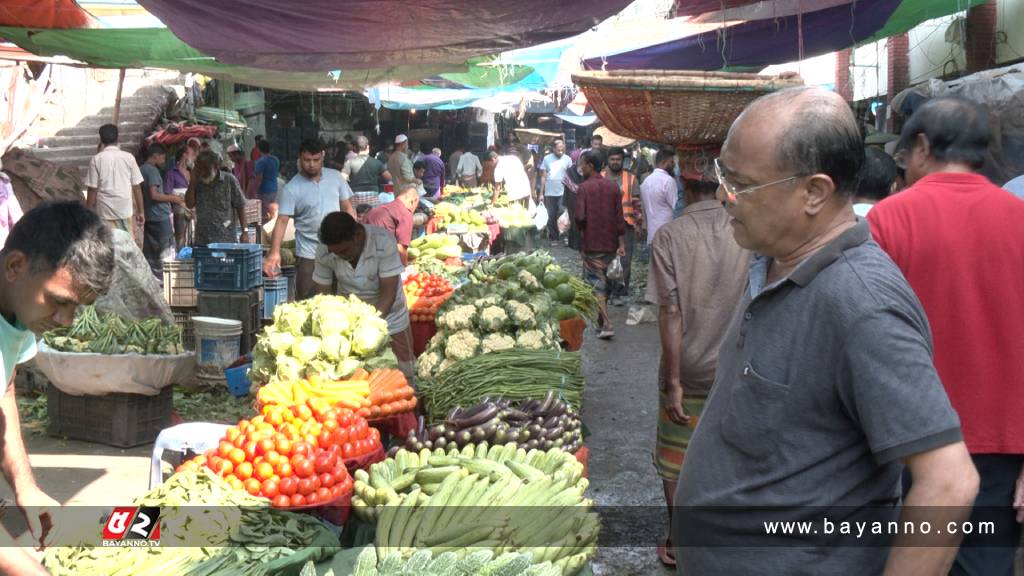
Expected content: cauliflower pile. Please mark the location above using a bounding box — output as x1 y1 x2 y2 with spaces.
419 278 560 380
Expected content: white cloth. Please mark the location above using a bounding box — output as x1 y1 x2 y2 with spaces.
313 225 410 334
640 168 678 245
456 152 483 178
85 145 144 220
494 155 531 200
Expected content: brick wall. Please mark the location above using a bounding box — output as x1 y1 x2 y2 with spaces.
835 48 853 101
966 0 998 72
886 34 910 132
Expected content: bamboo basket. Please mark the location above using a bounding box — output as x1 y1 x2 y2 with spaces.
572 70 804 146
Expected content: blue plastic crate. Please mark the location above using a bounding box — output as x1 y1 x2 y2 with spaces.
193 243 263 292
461 251 488 262
224 363 252 397
262 276 289 320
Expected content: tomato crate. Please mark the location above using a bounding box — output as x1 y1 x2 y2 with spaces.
162 259 198 307
173 308 197 351
47 385 173 448
193 243 263 292
262 276 289 320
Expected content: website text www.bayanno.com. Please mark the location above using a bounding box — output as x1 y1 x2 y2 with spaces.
764 518 996 540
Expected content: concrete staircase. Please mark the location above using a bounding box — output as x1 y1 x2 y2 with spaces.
25 68 181 182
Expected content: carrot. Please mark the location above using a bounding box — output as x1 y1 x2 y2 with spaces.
350 368 370 381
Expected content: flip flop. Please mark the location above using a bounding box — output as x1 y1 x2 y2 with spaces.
657 540 676 567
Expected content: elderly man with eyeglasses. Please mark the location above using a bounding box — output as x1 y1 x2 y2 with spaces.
672 86 978 575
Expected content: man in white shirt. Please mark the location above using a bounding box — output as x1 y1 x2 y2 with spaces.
492 143 532 206
538 139 574 242
456 150 483 188
85 124 144 245
640 147 679 245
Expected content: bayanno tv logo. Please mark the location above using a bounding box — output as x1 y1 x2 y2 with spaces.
101 506 161 547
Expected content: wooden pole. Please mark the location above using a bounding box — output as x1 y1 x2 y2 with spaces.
112 68 126 125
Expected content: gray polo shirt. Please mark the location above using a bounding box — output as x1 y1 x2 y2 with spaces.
675 220 961 574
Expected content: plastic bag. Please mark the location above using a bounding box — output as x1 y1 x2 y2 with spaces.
607 255 624 282
533 203 548 231
557 209 571 234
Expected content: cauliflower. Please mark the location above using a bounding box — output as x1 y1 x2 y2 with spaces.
417 350 442 380
477 306 509 332
437 304 477 331
516 329 552 350
517 269 541 291
474 295 503 309
444 329 481 361
437 358 456 374
506 301 537 328
529 297 552 318
481 333 516 354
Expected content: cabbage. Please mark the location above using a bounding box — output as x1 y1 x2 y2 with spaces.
337 335 352 359
311 304 351 338
290 336 321 364
266 329 297 356
335 358 362 378
319 334 342 362
351 319 388 357
273 304 309 336
250 351 276 383
275 355 303 382
304 359 337 380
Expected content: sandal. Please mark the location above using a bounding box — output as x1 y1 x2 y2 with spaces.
657 539 676 567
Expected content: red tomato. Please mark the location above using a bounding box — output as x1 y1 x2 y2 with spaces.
260 479 280 499
316 487 332 503
342 442 354 459
337 413 352 428
279 476 298 496
314 453 332 475
275 437 292 456
322 419 339 432
318 472 335 488
263 450 282 467
218 441 233 458
331 427 348 446
257 438 275 456
356 419 369 438
244 478 262 496
310 474 321 491
290 493 306 507
235 461 254 480
292 442 312 458
272 494 291 508
232 434 246 449
297 477 315 496
346 425 359 442
330 484 342 499
243 440 259 460
317 430 333 450
305 491 320 506
293 457 315 478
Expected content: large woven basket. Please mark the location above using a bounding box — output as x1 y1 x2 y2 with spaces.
572 70 804 147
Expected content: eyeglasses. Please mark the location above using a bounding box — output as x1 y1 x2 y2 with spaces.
713 157 804 203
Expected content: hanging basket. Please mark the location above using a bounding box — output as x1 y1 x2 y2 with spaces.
572 70 804 147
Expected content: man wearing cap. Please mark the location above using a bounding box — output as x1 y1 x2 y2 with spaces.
227 144 257 200
388 135 415 194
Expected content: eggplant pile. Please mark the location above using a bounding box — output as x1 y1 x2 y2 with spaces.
401 391 583 455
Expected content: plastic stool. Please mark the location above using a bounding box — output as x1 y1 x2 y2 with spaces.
149 422 229 489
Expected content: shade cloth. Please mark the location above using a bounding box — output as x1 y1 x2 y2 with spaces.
136 0 634 72
0 0 93 29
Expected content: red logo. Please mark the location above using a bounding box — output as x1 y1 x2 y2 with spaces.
102 507 161 544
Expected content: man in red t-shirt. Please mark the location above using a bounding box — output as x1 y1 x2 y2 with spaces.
575 149 625 339
363 183 418 264
868 96 1024 575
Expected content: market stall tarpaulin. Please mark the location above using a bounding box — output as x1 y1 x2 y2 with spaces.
136 0 635 72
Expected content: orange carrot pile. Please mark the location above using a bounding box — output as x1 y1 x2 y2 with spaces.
358 368 417 419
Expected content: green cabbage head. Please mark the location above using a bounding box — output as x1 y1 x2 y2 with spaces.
351 318 388 357
290 336 321 365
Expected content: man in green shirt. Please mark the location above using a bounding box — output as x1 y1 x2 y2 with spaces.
0 202 115 575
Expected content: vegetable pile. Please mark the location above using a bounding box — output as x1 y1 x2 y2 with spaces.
178 400 377 507
256 368 417 419
432 202 488 233
250 294 395 387
417 349 583 423
352 443 596 574
488 204 534 229
416 279 562 381
403 272 454 321
43 306 184 355
399 392 583 454
408 233 463 263
43 468 339 575
467 252 597 322
352 548 570 576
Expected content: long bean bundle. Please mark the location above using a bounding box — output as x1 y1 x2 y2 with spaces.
418 349 583 423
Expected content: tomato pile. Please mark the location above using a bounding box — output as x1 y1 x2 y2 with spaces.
403 273 454 321
178 400 383 508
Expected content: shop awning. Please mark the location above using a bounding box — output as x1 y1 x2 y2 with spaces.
134 0 634 72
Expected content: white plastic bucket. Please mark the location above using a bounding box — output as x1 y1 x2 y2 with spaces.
192 316 242 379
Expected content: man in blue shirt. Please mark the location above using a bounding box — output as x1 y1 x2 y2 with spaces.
0 202 115 574
252 139 280 223
264 139 356 300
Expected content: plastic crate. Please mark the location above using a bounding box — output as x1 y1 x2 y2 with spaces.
162 259 198 307
224 363 252 396
263 276 289 320
173 308 197 351
198 289 262 354
47 385 173 448
280 266 296 302
193 243 263 292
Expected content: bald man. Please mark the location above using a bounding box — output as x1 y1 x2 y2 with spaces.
672 87 977 575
